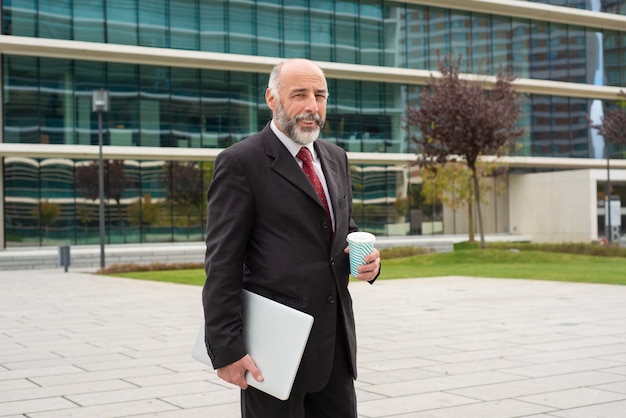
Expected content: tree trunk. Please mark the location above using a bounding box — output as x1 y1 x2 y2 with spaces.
471 167 486 249
467 200 475 243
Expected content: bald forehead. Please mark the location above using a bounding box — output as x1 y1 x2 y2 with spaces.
278 59 327 92
280 59 324 77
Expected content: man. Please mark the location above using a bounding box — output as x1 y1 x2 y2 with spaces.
202 58 381 417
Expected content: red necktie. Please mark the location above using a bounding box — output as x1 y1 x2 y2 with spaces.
297 147 332 235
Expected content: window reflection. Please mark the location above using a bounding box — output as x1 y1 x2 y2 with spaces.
2 0 619 84
4 158 417 246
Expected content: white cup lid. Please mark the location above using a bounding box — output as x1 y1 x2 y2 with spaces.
347 232 375 243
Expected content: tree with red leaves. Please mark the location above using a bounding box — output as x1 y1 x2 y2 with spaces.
406 55 525 248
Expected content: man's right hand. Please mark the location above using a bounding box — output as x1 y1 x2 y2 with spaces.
217 354 264 389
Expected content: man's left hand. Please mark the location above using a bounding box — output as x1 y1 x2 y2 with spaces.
344 247 380 282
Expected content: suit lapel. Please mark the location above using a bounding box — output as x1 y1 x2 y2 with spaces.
314 141 340 215
262 127 321 205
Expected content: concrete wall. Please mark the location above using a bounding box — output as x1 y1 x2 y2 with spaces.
508 170 599 242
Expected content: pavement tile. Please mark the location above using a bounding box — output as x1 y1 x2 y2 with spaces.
0 397 78 416
450 371 626 401
501 358 624 378
552 400 626 418
358 392 479 417
161 388 240 409
517 387 626 409
422 358 528 375
27 399 177 418
385 399 555 418
0 379 136 403
65 381 223 407
132 404 241 418
592 380 626 395
360 371 523 398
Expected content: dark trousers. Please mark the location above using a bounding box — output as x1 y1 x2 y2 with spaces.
241 320 356 418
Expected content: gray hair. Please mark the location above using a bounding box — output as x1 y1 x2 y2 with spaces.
267 61 284 100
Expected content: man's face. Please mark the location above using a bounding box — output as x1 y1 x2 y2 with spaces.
267 61 328 146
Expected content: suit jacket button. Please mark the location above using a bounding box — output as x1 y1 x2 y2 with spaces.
322 221 329 229
327 296 336 304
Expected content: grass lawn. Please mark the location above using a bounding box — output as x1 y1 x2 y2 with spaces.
381 249 626 285
109 247 626 286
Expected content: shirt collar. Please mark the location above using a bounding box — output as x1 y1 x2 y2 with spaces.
270 120 316 160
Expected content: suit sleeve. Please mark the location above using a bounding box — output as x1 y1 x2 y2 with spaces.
202 149 254 369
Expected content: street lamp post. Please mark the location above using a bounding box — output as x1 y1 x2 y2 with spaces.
606 148 612 243
92 89 110 268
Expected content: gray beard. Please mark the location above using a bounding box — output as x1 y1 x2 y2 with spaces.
275 103 324 146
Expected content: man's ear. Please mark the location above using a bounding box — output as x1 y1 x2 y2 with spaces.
265 88 276 112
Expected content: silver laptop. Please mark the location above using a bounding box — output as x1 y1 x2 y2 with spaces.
192 289 314 400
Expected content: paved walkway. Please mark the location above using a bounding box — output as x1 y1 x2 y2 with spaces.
1 269 626 417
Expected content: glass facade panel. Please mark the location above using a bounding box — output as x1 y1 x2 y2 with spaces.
530 21 550 79
310 9 332 62
549 23 569 81
492 16 512 73
229 0 255 55
75 61 106 146
170 0 199 50
171 67 201 148
4 55 39 144
406 8 428 71
512 19 531 77
334 1 357 64
228 72 259 143
4 0 36 36
109 63 139 146
106 0 138 45
257 1 281 57
472 14 492 73
530 95 553 156
450 11 470 71
428 8 450 70
4 158 40 245
138 0 167 48
200 0 226 52
39 0 71 40
351 165 410 235
40 58 73 145
567 26 586 83
142 65 171 147
73 2 105 42
360 0 383 65
570 98 589 157
200 69 230 148
383 4 403 67
283 0 308 58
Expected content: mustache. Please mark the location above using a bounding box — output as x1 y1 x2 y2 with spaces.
295 113 323 126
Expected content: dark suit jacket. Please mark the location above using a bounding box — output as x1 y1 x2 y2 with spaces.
202 123 360 393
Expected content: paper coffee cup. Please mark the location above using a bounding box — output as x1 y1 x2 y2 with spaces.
347 232 376 277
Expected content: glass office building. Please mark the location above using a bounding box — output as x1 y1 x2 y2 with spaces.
0 0 625 247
